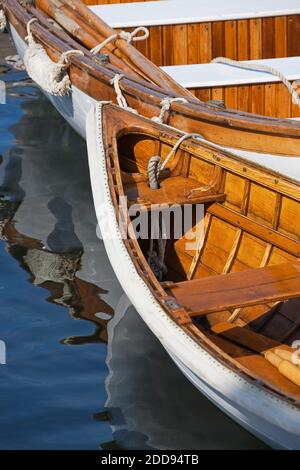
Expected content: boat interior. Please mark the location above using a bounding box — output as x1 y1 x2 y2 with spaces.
104 105 300 402
87 0 300 119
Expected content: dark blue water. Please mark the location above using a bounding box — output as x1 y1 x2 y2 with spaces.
0 33 267 450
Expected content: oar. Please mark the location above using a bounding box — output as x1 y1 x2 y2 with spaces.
36 0 198 100
32 0 141 79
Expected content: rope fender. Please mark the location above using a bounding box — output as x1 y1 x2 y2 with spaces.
24 18 83 96
0 9 6 33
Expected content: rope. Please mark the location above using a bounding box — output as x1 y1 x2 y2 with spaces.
147 132 203 279
147 156 162 189
148 219 168 281
109 73 138 114
212 56 300 109
91 27 149 55
25 17 38 42
152 97 188 124
147 132 203 190
0 9 6 33
24 18 83 96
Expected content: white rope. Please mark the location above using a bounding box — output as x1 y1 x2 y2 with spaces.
24 18 83 96
0 9 6 33
212 56 300 109
91 27 149 55
109 73 138 114
147 133 203 189
152 97 188 124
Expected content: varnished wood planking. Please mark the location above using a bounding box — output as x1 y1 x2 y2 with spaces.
189 81 300 118
275 16 287 57
133 15 300 66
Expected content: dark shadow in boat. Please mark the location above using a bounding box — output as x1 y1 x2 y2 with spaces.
248 298 300 345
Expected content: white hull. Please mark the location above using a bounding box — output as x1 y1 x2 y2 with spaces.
86 102 300 450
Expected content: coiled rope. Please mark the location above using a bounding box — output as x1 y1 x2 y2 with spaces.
0 9 6 33
152 97 188 124
24 18 84 96
109 73 138 114
147 132 203 280
147 132 203 189
91 27 149 55
212 56 300 109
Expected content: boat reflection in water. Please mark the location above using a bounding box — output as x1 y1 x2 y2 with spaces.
0 72 266 449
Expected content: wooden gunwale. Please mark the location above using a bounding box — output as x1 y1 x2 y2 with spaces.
37 0 196 99
5 0 300 155
101 103 300 404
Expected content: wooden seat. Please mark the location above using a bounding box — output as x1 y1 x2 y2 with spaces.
167 261 300 316
124 175 225 210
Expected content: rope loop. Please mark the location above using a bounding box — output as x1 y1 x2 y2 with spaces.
59 49 84 66
109 73 138 114
25 17 38 44
26 18 83 66
91 26 149 55
212 56 300 109
152 97 188 124
147 133 202 189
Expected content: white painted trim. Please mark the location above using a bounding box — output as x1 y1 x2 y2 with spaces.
90 0 300 28
162 57 300 89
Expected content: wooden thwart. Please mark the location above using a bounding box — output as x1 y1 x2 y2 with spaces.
167 261 300 316
124 176 225 209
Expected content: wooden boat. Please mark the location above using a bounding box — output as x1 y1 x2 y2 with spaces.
91 0 300 67
87 102 300 449
3 0 300 158
93 0 300 119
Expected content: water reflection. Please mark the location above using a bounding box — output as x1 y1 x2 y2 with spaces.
0 47 267 449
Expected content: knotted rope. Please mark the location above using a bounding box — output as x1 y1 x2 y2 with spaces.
147 133 202 189
24 18 84 96
148 228 168 281
152 97 188 124
0 9 6 33
91 27 149 55
212 56 300 109
109 73 138 114
147 132 203 280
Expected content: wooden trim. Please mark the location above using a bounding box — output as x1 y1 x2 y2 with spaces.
208 203 300 257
